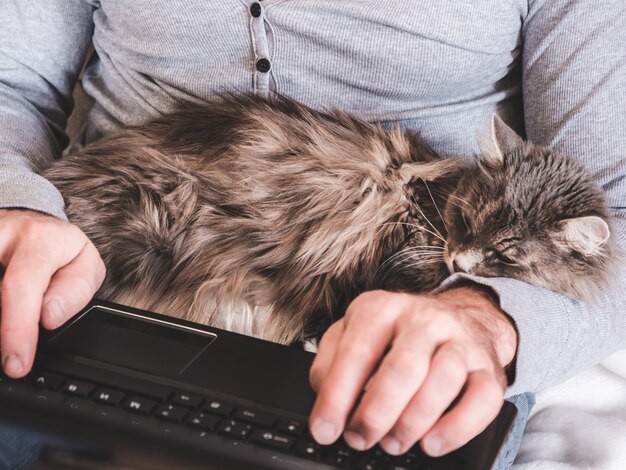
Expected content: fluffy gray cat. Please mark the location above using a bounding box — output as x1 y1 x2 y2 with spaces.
43 96 616 344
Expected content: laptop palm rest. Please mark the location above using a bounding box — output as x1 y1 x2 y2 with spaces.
44 304 316 417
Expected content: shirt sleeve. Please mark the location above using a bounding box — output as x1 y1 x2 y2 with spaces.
0 0 96 220
441 0 626 397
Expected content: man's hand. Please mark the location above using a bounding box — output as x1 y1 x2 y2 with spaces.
308 287 517 457
0 209 105 378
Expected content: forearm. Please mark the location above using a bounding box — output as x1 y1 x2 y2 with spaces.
440 214 626 397
0 1 95 218
456 0 626 396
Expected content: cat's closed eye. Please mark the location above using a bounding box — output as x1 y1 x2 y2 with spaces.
485 247 517 266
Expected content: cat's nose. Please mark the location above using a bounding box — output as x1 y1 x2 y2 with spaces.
451 250 481 273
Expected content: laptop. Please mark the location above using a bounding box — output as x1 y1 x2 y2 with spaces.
0 299 516 469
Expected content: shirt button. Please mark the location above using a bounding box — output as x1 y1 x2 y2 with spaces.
256 58 271 73
250 2 262 17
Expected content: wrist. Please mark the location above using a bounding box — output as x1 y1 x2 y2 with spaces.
435 283 518 370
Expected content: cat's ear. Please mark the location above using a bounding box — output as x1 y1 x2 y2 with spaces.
478 115 525 166
559 216 611 255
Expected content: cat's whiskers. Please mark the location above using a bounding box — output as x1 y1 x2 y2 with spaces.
379 220 446 243
383 251 445 279
421 178 449 234
383 247 445 268
430 188 472 208
408 197 446 243
375 244 444 277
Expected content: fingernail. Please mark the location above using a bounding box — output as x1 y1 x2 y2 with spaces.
46 298 66 325
380 436 402 455
3 354 24 377
344 430 366 451
423 435 445 456
311 420 337 445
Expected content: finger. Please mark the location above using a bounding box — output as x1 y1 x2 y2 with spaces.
1 229 86 378
41 241 105 330
309 293 400 445
344 320 448 451
421 369 504 457
379 342 468 455
309 319 345 392
1 245 62 377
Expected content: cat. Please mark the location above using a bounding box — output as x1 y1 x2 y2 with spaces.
43 95 616 345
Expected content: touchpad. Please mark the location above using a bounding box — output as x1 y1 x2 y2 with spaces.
47 306 216 376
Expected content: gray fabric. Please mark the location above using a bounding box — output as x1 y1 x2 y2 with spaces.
0 0 625 397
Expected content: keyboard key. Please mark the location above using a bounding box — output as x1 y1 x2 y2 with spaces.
61 380 95 398
125 413 157 429
94 406 126 421
29 372 64 390
171 391 203 409
294 439 322 461
58 364 172 402
276 418 305 436
233 408 276 428
123 396 157 415
0 379 33 394
218 420 251 440
110 378 170 403
187 412 221 432
354 457 387 470
324 443 355 466
32 389 66 404
354 448 390 470
202 398 234 417
155 404 188 424
250 429 295 451
388 451 424 470
157 422 190 438
65 397 96 412
93 388 125 407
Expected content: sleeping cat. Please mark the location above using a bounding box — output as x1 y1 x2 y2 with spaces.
43 95 616 344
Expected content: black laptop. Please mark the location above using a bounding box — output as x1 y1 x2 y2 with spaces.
0 300 516 469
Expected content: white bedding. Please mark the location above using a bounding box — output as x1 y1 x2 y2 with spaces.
512 349 626 470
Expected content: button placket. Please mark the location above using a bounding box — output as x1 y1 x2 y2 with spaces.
249 1 272 97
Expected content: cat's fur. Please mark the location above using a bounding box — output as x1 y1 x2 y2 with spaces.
43 95 616 344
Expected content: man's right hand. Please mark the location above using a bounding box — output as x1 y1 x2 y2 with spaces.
0 209 105 378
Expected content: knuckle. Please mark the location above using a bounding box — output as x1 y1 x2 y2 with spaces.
474 375 504 410
347 290 397 321
75 275 97 299
1 273 21 293
345 293 372 320
90 248 107 283
352 408 387 437
483 378 505 403
342 342 368 359
438 358 466 385
323 319 342 338
66 223 87 243
314 394 343 421
19 218 43 239
308 365 322 390
97 256 107 279
388 347 421 377
421 316 448 338
392 419 424 448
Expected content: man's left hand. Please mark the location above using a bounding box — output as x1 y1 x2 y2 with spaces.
308 287 517 456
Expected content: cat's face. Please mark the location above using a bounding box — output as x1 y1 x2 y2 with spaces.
442 116 614 301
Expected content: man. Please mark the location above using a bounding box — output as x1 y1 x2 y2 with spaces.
0 1 624 468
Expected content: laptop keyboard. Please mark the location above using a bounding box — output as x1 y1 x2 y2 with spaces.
0 370 463 470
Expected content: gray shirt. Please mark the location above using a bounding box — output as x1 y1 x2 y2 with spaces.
1 0 625 397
